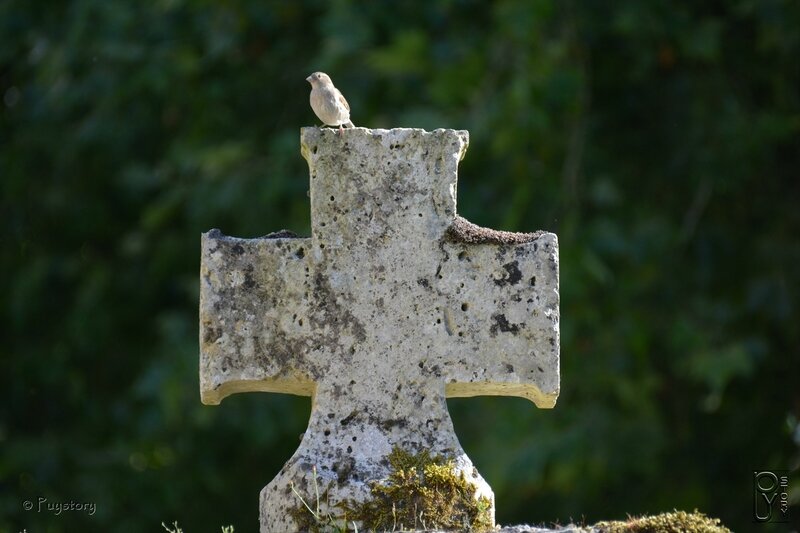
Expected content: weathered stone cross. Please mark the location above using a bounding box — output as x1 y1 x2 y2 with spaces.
199 128 559 531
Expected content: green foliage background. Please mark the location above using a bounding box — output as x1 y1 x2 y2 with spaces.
2 1 799 531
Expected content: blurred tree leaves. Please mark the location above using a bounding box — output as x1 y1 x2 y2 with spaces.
2 0 799 531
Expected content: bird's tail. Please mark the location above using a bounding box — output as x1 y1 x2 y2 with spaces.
345 120 355 128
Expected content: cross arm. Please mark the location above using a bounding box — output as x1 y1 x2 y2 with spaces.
199 230 317 405
437 232 560 408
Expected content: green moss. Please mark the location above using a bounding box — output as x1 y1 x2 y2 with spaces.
343 447 492 532
289 448 493 532
594 510 732 533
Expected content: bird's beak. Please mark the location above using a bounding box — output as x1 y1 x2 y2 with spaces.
305 75 312 83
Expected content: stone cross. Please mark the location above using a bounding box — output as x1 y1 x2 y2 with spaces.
199 128 560 531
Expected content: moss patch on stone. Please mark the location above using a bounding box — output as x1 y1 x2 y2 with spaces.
594 510 732 533
289 447 493 532
344 447 493 532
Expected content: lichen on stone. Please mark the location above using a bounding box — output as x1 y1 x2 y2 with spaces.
262 229 301 239
286 467 352 533
445 215 544 245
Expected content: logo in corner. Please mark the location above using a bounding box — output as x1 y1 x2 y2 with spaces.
753 470 789 523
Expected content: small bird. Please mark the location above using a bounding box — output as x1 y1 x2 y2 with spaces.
306 72 354 134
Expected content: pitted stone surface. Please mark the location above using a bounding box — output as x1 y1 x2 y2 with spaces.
199 128 560 532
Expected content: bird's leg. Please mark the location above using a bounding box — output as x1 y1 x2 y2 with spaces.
338 124 344 136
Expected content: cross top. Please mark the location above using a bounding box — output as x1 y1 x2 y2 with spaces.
200 128 560 531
